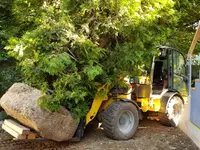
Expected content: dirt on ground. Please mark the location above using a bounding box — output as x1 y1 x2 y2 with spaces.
0 119 199 150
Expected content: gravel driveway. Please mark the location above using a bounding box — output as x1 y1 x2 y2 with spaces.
0 119 199 150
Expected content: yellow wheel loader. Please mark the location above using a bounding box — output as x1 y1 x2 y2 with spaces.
73 46 188 141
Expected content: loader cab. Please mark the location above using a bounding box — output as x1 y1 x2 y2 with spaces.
152 46 188 97
85 46 188 141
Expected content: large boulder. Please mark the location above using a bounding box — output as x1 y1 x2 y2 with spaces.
0 83 79 142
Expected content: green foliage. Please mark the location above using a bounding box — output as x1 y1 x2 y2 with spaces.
2 0 200 118
39 53 73 76
84 65 103 81
0 50 9 61
0 65 21 96
38 95 60 112
0 49 21 97
166 0 200 53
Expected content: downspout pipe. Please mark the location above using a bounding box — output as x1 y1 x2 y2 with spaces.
188 54 192 100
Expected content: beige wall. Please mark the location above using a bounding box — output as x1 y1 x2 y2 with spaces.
179 102 200 148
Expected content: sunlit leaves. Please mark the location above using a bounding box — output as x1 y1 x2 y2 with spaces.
84 65 103 81
39 53 72 75
3 0 197 118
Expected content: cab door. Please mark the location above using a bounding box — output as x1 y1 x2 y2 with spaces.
172 50 188 97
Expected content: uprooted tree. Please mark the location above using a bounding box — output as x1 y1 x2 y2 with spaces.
1 0 199 118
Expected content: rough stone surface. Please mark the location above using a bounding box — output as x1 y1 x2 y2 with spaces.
0 83 79 142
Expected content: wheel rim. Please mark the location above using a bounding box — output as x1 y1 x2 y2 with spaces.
173 103 182 117
117 110 135 134
167 96 183 125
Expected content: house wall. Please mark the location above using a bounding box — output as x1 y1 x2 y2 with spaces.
179 81 200 148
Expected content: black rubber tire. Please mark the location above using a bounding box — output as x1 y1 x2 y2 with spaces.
102 101 139 140
159 96 183 127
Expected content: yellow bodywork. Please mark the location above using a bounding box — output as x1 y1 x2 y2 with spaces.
86 94 133 125
136 97 161 112
86 76 162 125
86 89 162 125
149 97 161 111
86 84 110 125
138 76 151 84
86 93 108 125
86 85 132 125
86 76 189 125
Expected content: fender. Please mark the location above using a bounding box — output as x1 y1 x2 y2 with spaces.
119 98 143 120
159 92 184 113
